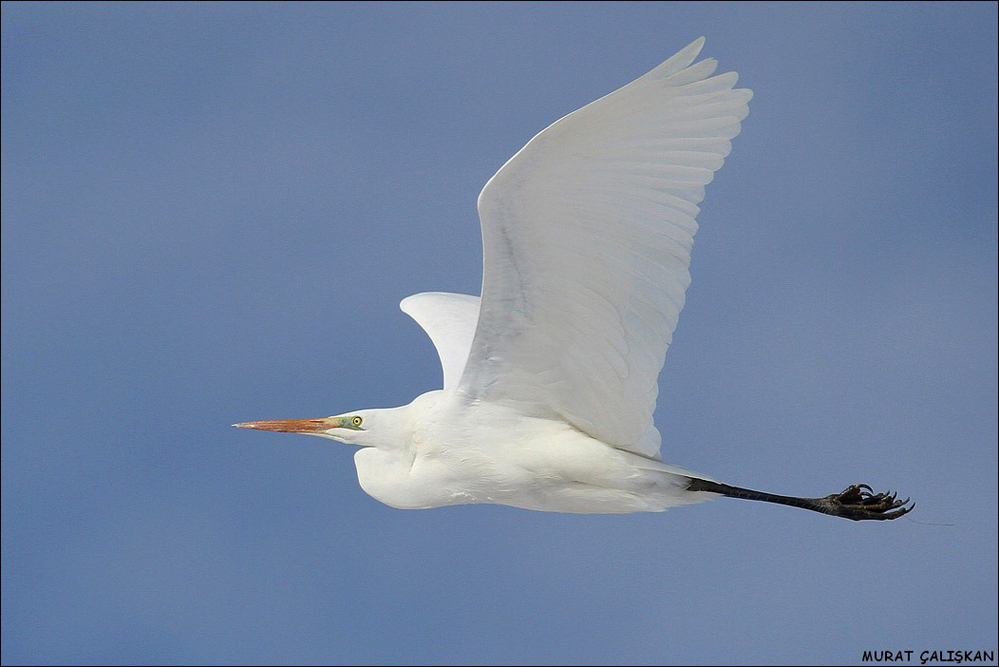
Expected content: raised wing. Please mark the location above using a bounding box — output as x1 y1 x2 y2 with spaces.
458 38 751 457
400 292 480 390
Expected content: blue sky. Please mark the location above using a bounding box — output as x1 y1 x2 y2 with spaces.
2 3 996 664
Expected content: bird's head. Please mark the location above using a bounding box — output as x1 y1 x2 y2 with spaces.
233 409 388 447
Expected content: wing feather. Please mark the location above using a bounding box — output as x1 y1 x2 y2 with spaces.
457 38 751 457
400 292 480 390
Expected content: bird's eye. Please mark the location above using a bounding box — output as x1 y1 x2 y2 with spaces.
351 416 363 427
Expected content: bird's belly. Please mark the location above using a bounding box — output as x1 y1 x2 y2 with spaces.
487 480 675 514
364 431 690 514
353 406 702 514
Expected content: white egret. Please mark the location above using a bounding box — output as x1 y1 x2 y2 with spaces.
236 38 911 520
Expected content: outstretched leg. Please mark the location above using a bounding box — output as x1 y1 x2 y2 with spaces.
686 478 913 521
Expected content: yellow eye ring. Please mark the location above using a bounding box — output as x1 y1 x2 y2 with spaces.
351 416 363 427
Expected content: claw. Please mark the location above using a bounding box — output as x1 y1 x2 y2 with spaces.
824 483 914 521
884 500 914 519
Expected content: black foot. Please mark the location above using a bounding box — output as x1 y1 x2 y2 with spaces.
817 484 914 521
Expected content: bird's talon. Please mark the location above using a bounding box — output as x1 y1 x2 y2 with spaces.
824 483 913 520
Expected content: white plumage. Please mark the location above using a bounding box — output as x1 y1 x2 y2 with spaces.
235 38 914 521
399 292 480 391
464 36 748 458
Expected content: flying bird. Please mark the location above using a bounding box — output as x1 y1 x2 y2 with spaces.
235 38 912 521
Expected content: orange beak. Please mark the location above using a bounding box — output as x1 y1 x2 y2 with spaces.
232 418 338 434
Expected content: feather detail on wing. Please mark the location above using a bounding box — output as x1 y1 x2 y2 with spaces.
457 38 751 457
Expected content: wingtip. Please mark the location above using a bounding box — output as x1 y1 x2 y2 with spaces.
650 37 708 79
400 291 431 314
685 36 707 58
682 36 707 60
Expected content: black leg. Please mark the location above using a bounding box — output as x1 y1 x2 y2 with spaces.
686 478 913 521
